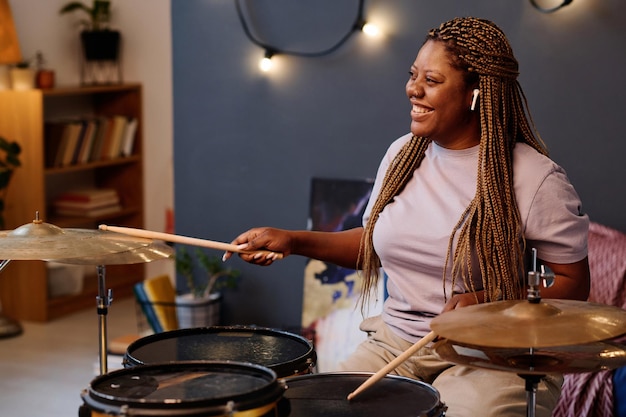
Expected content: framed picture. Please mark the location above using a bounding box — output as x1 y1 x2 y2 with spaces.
301 177 384 372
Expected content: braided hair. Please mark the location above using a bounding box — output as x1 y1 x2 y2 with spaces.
359 17 548 307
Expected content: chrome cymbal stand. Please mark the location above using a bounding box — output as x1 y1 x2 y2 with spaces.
96 265 112 375
0 260 22 338
521 249 555 417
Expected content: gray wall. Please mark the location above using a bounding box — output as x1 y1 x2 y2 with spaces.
172 0 626 328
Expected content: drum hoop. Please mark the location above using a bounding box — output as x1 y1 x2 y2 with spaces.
280 372 446 417
83 361 285 415
124 326 316 375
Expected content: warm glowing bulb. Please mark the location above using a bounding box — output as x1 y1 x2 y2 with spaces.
361 22 380 37
259 56 273 72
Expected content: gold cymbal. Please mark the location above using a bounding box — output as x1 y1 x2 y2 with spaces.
51 241 174 265
0 219 152 260
430 299 626 348
432 338 626 375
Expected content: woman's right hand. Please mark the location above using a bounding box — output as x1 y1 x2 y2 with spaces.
223 227 292 265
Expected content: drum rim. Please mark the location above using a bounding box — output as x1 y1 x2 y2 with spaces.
281 371 442 399
280 371 446 416
82 360 285 414
124 325 316 376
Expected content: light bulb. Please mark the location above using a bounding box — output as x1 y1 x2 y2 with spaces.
259 57 272 72
361 22 380 37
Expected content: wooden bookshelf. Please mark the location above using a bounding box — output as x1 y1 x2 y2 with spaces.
0 84 145 321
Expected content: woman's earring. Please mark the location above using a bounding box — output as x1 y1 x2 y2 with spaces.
470 89 479 111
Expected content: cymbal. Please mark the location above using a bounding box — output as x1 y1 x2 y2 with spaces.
0 219 152 260
51 241 174 265
430 299 626 348
432 338 626 375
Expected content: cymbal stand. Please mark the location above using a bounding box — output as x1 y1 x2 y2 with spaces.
0 259 22 338
520 372 544 417
96 265 113 375
520 249 555 416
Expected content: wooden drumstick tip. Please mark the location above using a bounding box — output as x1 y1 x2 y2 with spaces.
346 330 436 401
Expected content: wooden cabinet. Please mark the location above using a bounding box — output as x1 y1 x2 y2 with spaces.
0 84 145 321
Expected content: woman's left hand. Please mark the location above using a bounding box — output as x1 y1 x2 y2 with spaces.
441 291 485 313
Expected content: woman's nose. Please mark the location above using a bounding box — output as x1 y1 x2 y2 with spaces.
407 79 424 98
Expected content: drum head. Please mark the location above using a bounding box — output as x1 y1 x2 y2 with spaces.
124 326 316 377
82 361 285 416
280 373 446 417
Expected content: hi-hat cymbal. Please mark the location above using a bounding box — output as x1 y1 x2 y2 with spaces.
432 338 626 375
0 219 152 260
51 241 174 265
430 299 626 348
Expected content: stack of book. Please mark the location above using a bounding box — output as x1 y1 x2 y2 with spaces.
52 188 122 218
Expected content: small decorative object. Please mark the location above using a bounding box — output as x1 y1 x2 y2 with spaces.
34 51 55 89
9 61 35 91
175 246 241 328
59 0 122 85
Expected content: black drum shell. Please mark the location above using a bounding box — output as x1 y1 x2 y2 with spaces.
278 372 447 417
81 361 285 416
124 326 316 378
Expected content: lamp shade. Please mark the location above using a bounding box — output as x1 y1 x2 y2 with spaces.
0 0 22 64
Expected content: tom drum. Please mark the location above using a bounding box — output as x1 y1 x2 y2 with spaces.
278 373 447 417
80 361 285 416
124 326 316 378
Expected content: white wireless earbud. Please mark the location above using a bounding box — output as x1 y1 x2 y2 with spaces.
470 89 479 111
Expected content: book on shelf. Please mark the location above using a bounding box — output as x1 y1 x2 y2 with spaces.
121 117 138 157
75 119 98 164
44 115 136 166
55 203 122 218
89 117 109 162
106 115 128 159
61 121 84 167
53 195 120 210
55 188 119 203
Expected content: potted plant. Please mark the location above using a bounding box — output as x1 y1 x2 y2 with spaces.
175 245 241 328
59 0 121 83
0 136 21 229
0 136 21 338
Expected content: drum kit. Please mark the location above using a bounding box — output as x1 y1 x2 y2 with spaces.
2 217 626 416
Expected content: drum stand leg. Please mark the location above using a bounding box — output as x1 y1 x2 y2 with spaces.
0 260 22 339
96 265 113 375
520 374 543 417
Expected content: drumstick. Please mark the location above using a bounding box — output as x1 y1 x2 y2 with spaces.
346 330 436 401
99 225 283 259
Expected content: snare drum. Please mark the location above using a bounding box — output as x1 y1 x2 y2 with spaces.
124 326 316 378
279 373 447 417
80 361 286 416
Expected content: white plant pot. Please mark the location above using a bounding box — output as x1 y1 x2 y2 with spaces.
175 292 221 329
10 68 35 91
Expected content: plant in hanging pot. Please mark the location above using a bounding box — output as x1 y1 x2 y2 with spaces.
59 0 121 83
175 246 241 328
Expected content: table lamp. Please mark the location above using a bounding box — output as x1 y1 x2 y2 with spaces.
0 0 22 90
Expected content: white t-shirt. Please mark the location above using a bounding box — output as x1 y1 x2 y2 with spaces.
363 133 589 342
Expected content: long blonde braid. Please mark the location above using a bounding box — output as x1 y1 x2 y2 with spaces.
359 17 548 307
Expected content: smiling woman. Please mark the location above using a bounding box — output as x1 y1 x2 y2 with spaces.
225 16 590 417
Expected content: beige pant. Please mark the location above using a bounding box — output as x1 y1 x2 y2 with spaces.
338 316 562 417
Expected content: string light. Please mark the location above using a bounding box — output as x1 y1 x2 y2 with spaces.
235 0 377 72
259 50 274 72
529 0 573 13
